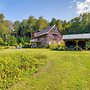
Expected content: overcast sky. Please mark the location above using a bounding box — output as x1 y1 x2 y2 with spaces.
0 0 89 21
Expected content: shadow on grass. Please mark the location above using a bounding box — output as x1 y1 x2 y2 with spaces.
49 49 90 52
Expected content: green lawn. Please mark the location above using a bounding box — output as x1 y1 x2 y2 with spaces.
0 49 90 90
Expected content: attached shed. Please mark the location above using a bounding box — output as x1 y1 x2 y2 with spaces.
63 33 90 50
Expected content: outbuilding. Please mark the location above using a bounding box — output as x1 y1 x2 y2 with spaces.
63 33 90 50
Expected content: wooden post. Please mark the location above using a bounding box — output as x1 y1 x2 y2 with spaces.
75 40 84 50
64 41 66 50
75 40 79 50
64 41 69 50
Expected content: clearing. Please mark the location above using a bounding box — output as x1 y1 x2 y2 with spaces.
0 49 90 90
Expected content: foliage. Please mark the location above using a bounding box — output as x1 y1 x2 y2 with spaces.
56 19 63 31
86 41 90 47
49 43 59 50
0 13 90 46
59 41 65 50
17 37 24 44
7 36 17 46
0 13 4 22
50 18 63 31
24 37 30 43
23 43 31 48
49 42 65 50
13 21 21 35
0 37 4 45
50 18 57 26
36 16 49 30
0 50 47 89
6 49 90 90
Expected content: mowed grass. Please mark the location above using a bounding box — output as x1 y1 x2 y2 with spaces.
0 49 90 90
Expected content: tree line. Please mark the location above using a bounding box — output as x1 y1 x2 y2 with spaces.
0 13 90 46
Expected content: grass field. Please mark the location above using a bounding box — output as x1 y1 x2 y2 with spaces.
0 49 90 90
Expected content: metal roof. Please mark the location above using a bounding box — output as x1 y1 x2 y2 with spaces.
63 33 90 40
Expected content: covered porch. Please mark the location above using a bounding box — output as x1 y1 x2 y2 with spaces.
30 38 41 48
63 34 90 50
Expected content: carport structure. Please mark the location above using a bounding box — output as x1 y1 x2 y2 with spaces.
63 33 90 50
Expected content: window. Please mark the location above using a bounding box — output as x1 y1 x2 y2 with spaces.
53 34 58 39
52 27 58 32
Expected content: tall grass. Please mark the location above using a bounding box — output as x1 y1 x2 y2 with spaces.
0 49 47 89
0 49 90 90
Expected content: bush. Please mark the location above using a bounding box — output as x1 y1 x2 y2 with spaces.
58 41 65 50
24 37 30 43
0 37 4 45
49 41 65 50
16 43 23 49
86 41 90 47
7 36 17 46
49 43 58 50
17 37 24 44
17 37 30 45
0 51 46 89
23 43 31 48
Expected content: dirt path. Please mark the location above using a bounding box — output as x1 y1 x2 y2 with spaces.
7 61 53 90
33 61 52 77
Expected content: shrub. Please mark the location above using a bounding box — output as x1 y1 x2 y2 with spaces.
86 41 90 47
24 37 30 43
23 43 31 48
58 41 65 50
16 43 23 49
0 37 4 45
49 41 65 50
0 51 46 89
17 37 24 44
49 43 58 50
17 37 30 45
7 36 17 46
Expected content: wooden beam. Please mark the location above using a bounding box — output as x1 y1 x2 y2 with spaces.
85 39 90 50
74 40 83 51
75 40 79 50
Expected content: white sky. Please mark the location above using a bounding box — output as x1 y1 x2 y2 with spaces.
76 0 90 14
